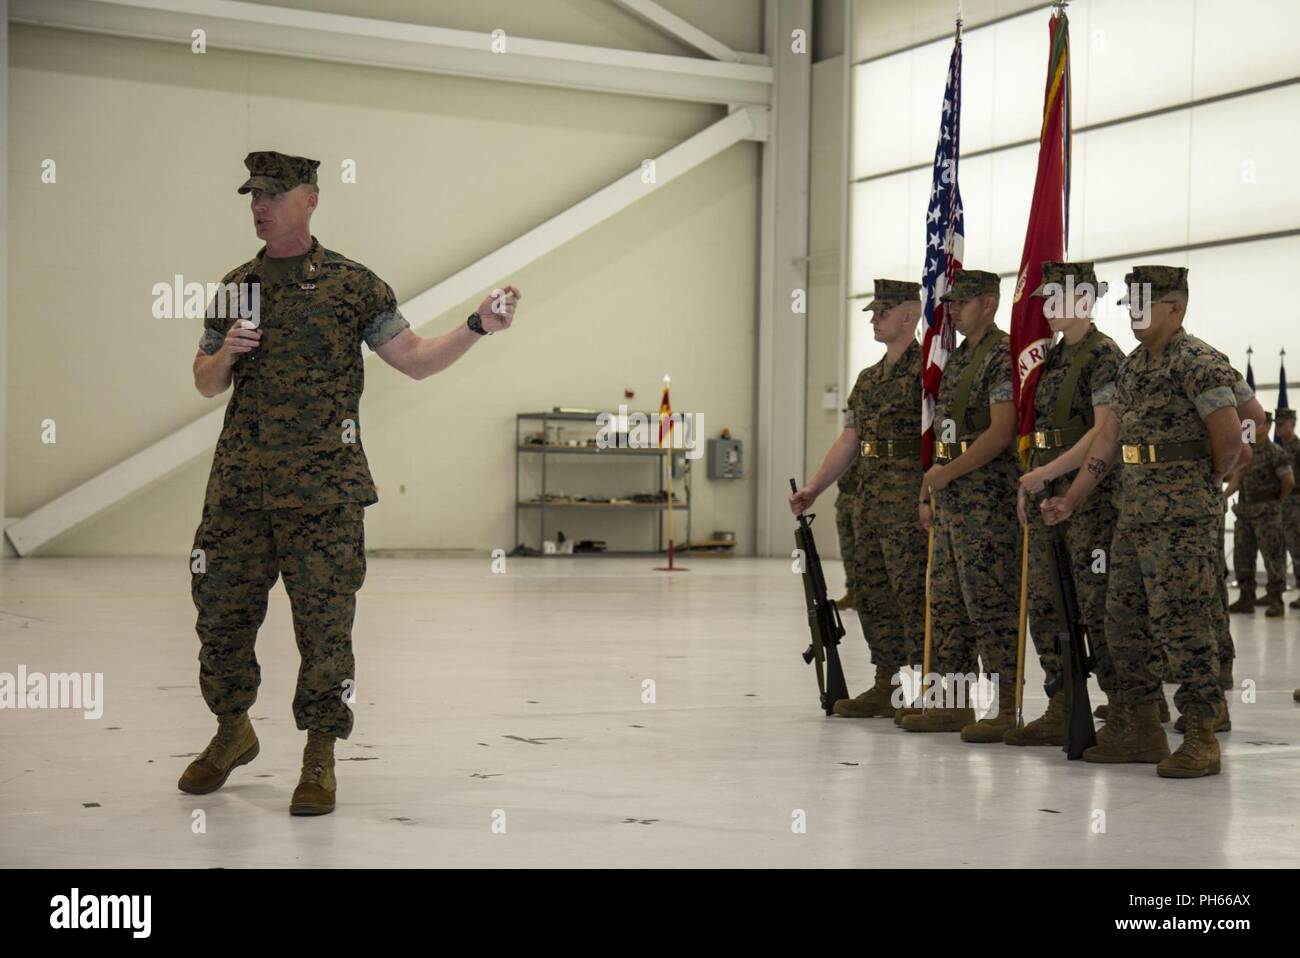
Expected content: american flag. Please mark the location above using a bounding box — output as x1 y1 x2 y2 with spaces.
920 33 965 470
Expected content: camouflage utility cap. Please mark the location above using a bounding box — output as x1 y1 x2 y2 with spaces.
1030 260 1107 299
864 279 922 312
940 269 1000 303
238 151 321 195
1117 265 1188 305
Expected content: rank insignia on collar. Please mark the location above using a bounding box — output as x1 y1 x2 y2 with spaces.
307 262 316 273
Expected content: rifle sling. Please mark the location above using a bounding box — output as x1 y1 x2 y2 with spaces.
951 328 1007 436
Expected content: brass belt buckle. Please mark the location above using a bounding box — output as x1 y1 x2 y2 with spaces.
1122 444 1140 465
1032 431 1048 449
861 440 876 458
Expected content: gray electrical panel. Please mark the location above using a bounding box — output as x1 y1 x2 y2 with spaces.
707 438 743 479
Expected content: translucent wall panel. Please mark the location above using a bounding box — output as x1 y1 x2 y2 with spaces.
851 0 1045 64
1181 237 1298 374
1188 85 1300 244
1193 0 1300 98
853 54 914 179
849 178 912 297
852 0 1300 180
1083 0 1195 125
988 6 1067 145
987 144 1038 268
938 26 994 159
1076 110 1192 259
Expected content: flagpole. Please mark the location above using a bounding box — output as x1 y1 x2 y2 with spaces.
922 498 935 712
1014 524 1029 725
665 441 674 569
654 374 687 573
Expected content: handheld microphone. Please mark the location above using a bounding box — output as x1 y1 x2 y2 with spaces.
238 273 261 330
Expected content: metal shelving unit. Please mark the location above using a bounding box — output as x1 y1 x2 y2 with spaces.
514 411 691 556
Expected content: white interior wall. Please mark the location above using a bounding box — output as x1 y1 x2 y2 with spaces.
5 1 767 556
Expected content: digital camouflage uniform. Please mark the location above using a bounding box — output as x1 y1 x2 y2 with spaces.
1231 434 1293 602
1206 358 1255 684
846 336 927 671
1024 315 1124 696
1105 320 1237 717
192 154 409 740
1274 422 1300 591
834 450 861 594
927 272 1021 685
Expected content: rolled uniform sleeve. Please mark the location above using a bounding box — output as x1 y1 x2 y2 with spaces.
1185 355 1239 420
361 277 410 350
198 273 237 355
1088 342 1121 408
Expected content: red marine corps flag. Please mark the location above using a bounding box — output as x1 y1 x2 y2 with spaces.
1010 4 1071 726
1009 5 1072 461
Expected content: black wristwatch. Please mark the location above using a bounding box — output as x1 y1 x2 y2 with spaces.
467 312 491 336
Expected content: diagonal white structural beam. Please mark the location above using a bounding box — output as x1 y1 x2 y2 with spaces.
608 0 765 65
5 107 762 556
11 0 772 106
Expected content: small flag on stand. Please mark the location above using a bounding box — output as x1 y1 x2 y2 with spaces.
655 375 686 573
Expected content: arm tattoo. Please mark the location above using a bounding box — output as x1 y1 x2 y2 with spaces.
1086 457 1107 480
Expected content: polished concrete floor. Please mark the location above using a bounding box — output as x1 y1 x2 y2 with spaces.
0 554 1296 868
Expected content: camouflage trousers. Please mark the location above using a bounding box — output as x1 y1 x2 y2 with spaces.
835 487 858 593
1106 519 1222 716
1214 512 1233 685
850 505 927 672
1283 499 1300 586
1026 485 1118 695
190 501 367 739
928 491 1021 681
1232 502 1287 597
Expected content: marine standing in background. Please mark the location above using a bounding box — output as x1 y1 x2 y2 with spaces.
1225 412 1294 617
1273 408 1300 608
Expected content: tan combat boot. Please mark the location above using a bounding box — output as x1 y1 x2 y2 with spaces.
177 712 259 795
835 590 856 611
1094 700 1129 748
1157 709 1221 778
1083 702 1169 763
960 682 1017 743
290 730 337 816
1174 697 1231 733
1003 690 1068 747
900 706 976 733
832 665 897 718
1095 696 1169 723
